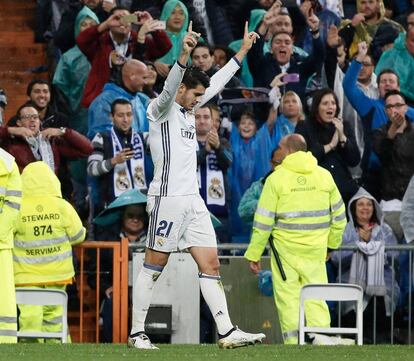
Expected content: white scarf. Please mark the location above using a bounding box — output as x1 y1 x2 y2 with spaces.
196 142 225 206
111 129 146 196
26 134 55 172
348 227 386 296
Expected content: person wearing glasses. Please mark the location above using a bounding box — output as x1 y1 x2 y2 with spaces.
371 90 414 240
0 103 93 174
343 41 414 200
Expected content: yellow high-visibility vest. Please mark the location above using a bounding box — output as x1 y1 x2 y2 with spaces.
13 162 85 285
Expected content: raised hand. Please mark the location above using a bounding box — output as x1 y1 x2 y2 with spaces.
356 41 368 62
241 22 260 52
182 21 200 54
352 13 365 27
270 72 288 88
138 19 166 42
327 24 340 48
307 8 320 33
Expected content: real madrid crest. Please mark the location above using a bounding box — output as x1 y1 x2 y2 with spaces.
134 166 145 187
208 177 224 199
116 169 130 191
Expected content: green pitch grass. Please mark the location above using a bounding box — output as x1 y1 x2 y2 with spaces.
1 344 414 361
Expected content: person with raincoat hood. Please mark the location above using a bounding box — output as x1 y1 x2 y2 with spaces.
157 0 189 67
53 6 100 219
375 27 414 105
338 0 403 60
12 161 86 342
245 133 347 345
53 6 100 136
331 187 399 343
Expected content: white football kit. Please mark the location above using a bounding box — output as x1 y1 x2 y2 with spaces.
146 59 240 252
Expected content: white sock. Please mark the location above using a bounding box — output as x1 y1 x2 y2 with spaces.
130 263 163 335
199 273 233 335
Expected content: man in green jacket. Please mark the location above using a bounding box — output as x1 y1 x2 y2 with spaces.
245 134 347 345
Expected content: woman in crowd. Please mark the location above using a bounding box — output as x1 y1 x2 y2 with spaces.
331 188 399 343
295 88 360 205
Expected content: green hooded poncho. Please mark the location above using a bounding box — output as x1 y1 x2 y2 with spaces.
53 6 100 135
158 0 189 65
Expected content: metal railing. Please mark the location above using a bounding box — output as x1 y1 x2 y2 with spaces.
130 243 414 345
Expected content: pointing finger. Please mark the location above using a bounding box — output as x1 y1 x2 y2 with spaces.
188 20 192 33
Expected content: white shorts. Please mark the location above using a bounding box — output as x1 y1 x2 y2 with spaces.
146 194 217 252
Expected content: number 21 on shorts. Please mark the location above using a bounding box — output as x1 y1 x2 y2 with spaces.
155 220 174 238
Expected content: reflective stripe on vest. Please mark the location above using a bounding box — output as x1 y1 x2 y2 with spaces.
69 228 84 243
275 221 331 230
14 235 69 248
13 250 72 264
276 209 330 219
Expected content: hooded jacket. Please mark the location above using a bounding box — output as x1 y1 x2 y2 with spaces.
158 0 190 65
53 6 100 135
77 12 172 108
331 188 399 314
375 32 414 102
245 151 347 262
13 162 86 285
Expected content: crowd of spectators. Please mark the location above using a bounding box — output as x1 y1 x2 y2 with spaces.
2 0 414 344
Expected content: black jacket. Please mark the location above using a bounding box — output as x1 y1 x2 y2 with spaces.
247 33 325 101
372 120 414 201
296 119 360 205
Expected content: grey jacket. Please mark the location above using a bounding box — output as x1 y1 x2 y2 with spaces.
331 187 400 315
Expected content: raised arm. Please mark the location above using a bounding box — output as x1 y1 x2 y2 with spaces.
200 22 259 107
342 42 376 118
148 21 200 120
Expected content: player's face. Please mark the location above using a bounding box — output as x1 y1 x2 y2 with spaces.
111 103 133 132
238 116 257 140
30 83 50 110
181 84 206 111
195 107 213 136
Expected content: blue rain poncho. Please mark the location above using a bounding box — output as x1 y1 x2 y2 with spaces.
229 123 273 243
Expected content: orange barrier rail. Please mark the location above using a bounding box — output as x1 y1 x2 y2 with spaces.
75 239 129 343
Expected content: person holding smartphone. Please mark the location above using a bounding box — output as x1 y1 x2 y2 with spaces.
87 98 151 214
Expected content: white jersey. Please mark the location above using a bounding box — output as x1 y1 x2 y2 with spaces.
147 58 240 197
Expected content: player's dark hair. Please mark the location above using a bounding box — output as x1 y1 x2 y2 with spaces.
182 66 210 89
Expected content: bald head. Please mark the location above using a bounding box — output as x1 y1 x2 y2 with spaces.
285 134 307 153
122 59 148 93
